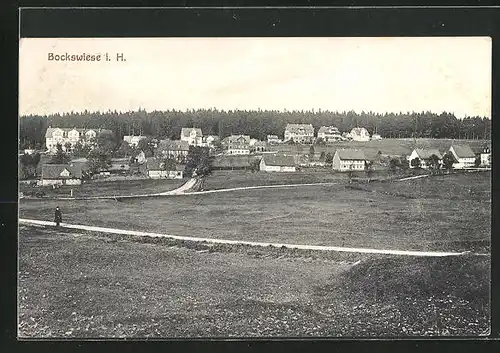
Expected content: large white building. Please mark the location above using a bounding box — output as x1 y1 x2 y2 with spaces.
332 149 367 171
180 128 203 146
449 145 476 169
284 124 314 143
317 126 343 142
223 135 251 155
407 148 443 169
123 135 147 147
44 127 112 153
348 127 371 142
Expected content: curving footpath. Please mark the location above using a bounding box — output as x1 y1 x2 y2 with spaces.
24 178 199 201
183 182 340 196
22 179 339 200
19 218 488 257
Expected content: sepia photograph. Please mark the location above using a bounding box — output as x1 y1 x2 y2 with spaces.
18 36 491 338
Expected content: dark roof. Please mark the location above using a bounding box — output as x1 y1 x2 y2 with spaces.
181 128 203 137
45 127 112 138
450 145 475 158
261 154 295 167
285 124 314 134
212 155 255 168
414 148 443 160
350 127 369 136
223 135 251 144
157 139 190 151
318 126 341 134
336 149 366 161
146 157 184 171
42 164 82 179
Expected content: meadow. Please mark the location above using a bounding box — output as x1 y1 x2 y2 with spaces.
18 225 490 337
19 171 491 252
19 178 184 198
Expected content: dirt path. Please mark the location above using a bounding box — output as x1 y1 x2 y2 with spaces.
395 174 430 182
182 182 340 195
25 178 199 201
19 219 487 257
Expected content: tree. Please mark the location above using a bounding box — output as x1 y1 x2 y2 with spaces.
185 146 212 177
315 137 326 146
347 165 354 183
249 158 261 173
308 145 315 161
365 161 374 182
73 141 91 158
19 153 40 179
319 151 326 163
442 152 455 172
19 109 491 148
474 155 481 168
64 142 73 153
96 131 117 152
286 137 295 145
389 158 400 174
212 140 224 153
115 141 133 158
325 152 334 164
427 154 441 170
410 157 421 169
87 147 112 174
50 143 71 164
161 156 177 171
137 138 155 157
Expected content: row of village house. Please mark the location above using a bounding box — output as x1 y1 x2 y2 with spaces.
37 143 491 186
42 124 378 154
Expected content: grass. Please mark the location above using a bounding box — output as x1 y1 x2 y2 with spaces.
19 178 185 198
202 168 418 191
18 225 490 337
202 170 350 190
19 171 491 252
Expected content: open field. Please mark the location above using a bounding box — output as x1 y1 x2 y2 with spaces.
19 172 491 252
19 178 185 198
18 225 490 337
203 170 349 190
268 138 490 159
202 170 417 191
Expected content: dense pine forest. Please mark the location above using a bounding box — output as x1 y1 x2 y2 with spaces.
19 109 491 149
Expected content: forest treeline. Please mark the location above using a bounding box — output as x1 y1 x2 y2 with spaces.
19 108 491 149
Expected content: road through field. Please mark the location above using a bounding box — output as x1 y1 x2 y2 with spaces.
19 219 487 257
183 181 340 195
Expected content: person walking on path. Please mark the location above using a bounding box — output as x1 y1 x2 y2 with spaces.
54 206 62 227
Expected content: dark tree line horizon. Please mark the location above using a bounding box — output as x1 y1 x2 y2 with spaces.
19 108 491 149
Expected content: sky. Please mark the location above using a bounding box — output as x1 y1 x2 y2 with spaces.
19 37 492 118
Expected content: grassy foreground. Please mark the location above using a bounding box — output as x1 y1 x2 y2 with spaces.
18 226 490 338
19 178 185 198
19 172 491 252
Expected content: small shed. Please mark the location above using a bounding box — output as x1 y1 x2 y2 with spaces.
260 155 296 172
146 157 184 179
40 164 83 186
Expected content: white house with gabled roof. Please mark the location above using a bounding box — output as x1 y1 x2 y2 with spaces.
332 149 367 171
449 145 476 169
180 128 203 146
